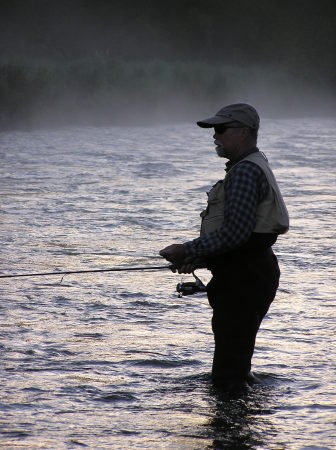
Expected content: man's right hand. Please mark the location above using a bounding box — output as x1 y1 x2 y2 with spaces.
159 244 186 266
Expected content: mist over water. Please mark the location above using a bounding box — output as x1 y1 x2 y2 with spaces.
0 0 336 129
1 2 336 447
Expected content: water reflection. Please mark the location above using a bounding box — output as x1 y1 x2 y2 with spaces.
206 383 276 450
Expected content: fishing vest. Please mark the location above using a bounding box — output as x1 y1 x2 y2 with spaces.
200 152 289 236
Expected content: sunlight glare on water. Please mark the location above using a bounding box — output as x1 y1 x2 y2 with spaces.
0 119 335 449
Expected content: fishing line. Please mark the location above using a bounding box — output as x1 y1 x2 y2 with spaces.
0 265 170 280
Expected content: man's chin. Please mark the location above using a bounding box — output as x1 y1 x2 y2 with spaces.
215 146 227 158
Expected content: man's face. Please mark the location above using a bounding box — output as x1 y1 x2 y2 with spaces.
213 126 245 159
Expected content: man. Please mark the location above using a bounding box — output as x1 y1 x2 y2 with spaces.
159 103 289 388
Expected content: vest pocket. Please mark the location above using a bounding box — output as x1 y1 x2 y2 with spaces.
201 214 224 235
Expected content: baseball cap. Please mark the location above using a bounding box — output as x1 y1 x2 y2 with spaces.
197 103 260 130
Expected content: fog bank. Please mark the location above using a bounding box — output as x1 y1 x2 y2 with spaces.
1 0 335 129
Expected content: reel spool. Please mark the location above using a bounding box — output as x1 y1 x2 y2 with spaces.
176 272 207 297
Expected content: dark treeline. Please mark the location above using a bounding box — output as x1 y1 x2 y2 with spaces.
0 0 335 128
1 0 335 69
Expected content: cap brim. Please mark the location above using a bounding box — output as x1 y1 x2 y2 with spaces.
197 116 234 128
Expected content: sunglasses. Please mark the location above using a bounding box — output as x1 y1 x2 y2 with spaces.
214 124 244 134
214 125 229 134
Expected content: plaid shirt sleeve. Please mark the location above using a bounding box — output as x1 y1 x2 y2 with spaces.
183 161 269 258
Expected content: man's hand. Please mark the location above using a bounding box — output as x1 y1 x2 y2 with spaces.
174 259 196 274
159 245 205 274
159 244 186 265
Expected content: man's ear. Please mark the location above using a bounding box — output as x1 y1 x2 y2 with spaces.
241 127 252 141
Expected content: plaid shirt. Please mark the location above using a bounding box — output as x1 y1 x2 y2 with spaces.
183 149 269 259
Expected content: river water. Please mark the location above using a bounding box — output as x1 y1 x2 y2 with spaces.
0 119 335 449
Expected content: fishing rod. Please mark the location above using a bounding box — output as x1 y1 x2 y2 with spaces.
0 264 207 297
0 265 170 279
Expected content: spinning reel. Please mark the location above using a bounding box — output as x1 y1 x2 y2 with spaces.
176 272 207 297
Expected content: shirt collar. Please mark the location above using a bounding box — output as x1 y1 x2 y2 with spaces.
225 147 259 172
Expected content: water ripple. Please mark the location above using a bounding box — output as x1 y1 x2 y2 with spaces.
0 121 335 449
